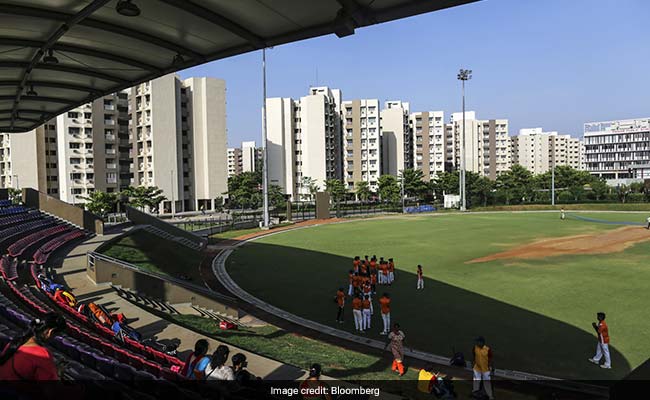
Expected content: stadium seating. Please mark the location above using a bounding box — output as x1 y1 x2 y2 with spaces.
7 224 74 257
0 205 26 216
0 211 42 229
0 199 14 208
33 230 87 265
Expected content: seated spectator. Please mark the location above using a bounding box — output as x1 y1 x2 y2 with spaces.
205 345 234 381
0 313 66 380
231 353 256 383
53 289 76 308
299 364 332 400
181 339 210 380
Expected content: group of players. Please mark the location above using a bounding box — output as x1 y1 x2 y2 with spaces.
335 255 398 335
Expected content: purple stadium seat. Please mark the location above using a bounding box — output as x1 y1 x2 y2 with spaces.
92 354 116 377
78 347 96 368
114 363 136 380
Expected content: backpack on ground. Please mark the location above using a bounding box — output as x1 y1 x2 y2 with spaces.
449 348 465 367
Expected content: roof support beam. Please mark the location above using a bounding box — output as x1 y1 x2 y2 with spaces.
0 62 129 84
0 4 205 60
9 0 112 130
0 95 77 105
0 80 102 95
157 0 266 48
0 39 160 72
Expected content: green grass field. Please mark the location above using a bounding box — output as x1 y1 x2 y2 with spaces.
226 212 650 380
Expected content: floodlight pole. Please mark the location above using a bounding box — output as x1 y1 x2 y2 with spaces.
261 48 270 228
551 157 555 206
400 170 405 213
457 69 472 211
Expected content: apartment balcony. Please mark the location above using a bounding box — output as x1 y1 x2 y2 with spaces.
106 163 117 169
105 149 116 155
107 178 118 184
104 119 116 126
104 104 115 111
105 134 116 141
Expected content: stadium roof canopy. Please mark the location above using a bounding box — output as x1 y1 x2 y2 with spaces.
0 0 478 132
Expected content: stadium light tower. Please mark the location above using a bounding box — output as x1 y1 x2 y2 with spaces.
261 48 270 228
457 68 472 211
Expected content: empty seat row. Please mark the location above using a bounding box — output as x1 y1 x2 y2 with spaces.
0 218 56 248
0 205 25 216
0 199 14 208
0 256 17 281
8 224 72 257
0 210 42 229
33 230 87 265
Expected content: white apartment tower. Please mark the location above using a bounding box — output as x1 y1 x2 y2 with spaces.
447 112 511 179
130 74 227 214
342 99 381 192
511 128 583 174
266 87 343 200
410 111 446 181
380 101 412 176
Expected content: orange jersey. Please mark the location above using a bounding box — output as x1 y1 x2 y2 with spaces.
362 299 371 310
380 263 388 275
352 298 362 310
417 269 423 278
388 262 395 272
360 264 368 275
352 276 361 287
362 284 371 294
336 290 345 307
348 273 354 284
370 260 377 269
379 297 391 314
598 321 610 344
370 274 377 285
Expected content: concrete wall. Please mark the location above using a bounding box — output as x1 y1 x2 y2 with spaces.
23 187 103 234
124 205 206 248
315 191 330 219
87 252 239 318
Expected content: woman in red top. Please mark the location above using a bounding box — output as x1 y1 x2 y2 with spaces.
0 312 65 380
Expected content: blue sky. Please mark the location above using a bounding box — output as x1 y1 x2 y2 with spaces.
180 0 650 147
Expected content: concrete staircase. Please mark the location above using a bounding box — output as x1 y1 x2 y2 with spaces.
139 225 202 251
111 284 180 315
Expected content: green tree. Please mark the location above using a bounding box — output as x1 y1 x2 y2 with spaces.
121 186 166 212
7 188 22 205
269 184 287 209
495 164 533 204
324 179 346 203
400 169 428 199
227 171 262 209
300 176 319 201
430 171 459 201
378 175 400 203
81 190 117 218
355 181 372 201
589 178 609 201
468 174 495 207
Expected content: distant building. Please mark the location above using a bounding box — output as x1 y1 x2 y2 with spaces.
342 99 381 192
511 128 583 174
380 101 412 177
584 117 650 181
410 111 446 181
227 141 261 178
266 86 343 200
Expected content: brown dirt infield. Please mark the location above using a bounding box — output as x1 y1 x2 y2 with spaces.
468 225 650 263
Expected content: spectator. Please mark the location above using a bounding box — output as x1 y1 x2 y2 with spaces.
205 345 234 381
231 353 255 383
0 312 66 380
181 339 210 379
385 323 406 376
299 363 332 400
472 336 494 400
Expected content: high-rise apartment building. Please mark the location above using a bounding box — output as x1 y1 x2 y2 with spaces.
227 141 260 178
130 75 227 213
584 118 650 180
447 112 510 179
380 101 412 176
57 92 130 204
266 87 343 200
342 99 381 191
1 74 227 213
410 111 446 181
511 128 583 174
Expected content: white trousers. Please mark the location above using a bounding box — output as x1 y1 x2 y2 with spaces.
348 284 353 296
362 309 371 330
353 309 363 331
381 312 390 333
593 342 611 367
379 273 386 284
473 370 493 398
417 277 424 289
389 272 394 283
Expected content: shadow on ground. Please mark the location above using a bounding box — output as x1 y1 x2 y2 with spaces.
226 241 632 382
